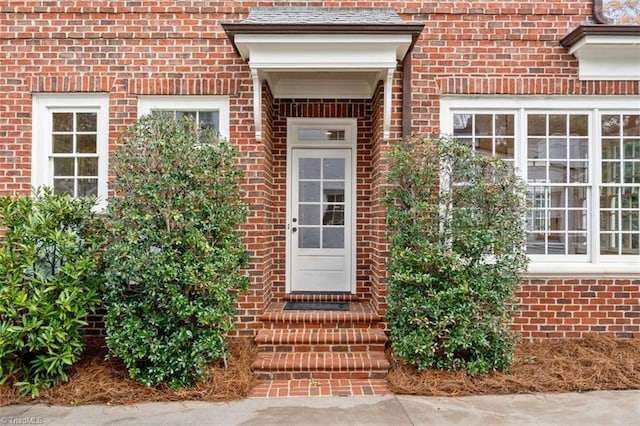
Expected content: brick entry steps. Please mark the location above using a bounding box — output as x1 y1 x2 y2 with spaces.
249 379 393 397
252 300 390 380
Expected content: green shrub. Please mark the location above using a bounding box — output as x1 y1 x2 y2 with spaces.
0 188 104 396
384 136 528 374
104 113 249 389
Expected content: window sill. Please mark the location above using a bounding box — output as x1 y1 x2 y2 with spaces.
527 261 640 277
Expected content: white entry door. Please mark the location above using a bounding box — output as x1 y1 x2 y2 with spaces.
289 148 353 292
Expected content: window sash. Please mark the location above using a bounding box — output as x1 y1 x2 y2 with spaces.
49 111 100 198
137 96 230 139
154 110 221 133
599 113 640 256
453 112 516 161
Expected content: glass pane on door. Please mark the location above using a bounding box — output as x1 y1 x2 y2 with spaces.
298 156 346 249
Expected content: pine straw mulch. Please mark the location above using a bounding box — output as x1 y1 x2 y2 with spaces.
0 336 258 406
3 335 639 405
387 334 640 397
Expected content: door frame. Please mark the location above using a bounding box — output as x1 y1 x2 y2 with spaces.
285 118 357 294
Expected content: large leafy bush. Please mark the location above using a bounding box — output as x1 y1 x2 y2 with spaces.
104 113 249 388
384 136 528 374
0 189 103 396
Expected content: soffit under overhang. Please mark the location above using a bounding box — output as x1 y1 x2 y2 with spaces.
223 10 424 141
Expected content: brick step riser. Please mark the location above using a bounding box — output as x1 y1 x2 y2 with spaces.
257 344 386 353
262 322 386 330
254 371 388 380
254 300 390 381
282 294 362 302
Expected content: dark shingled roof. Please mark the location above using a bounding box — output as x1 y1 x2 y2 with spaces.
244 7 404 24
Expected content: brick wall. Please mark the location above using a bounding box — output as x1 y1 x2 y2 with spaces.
515 278 640 339
268 98 376 300
85 277 640 339
233 81 276 336
369 81 390 316
1 1 639 338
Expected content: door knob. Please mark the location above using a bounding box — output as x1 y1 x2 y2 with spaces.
292 227 298 232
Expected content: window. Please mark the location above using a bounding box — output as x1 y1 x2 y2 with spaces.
442 96 640 273
137 96 230 139
600 113 640 255
32 94 109 205
298 129 346 142
160 110 219 132
525 113 589 256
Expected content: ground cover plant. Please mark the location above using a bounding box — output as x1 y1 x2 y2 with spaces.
0 189 104 396
103 113 249 389
384 136 528 374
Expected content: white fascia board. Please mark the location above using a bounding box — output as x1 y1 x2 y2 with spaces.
247 45 400 71
233 33 412 62
569 35 640 53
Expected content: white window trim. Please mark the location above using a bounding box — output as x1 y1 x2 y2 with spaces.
32 93 109 209
137 95 230 140
440 95 640 276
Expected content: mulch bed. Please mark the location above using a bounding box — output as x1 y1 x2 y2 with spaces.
1 337 258 406
2 334 639 405
387 335 640 396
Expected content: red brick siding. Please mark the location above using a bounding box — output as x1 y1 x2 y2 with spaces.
267 98 376 300
84 306 107 337
369 81 390 316
515 278 640 339
232 82 276 336
85 277 640 339
1 1 638 338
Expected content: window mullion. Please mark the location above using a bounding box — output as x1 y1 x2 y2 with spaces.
591 109 601 264
517 108 527 179
617 193 623 254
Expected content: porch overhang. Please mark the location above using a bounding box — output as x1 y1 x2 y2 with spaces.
223 17 424 141
560 25 640 81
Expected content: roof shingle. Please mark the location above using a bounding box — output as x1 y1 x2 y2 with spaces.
244 7 404 25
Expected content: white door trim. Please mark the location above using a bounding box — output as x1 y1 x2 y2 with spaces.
285 118 357 293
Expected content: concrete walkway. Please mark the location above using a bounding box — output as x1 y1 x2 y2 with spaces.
2 390 639 425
